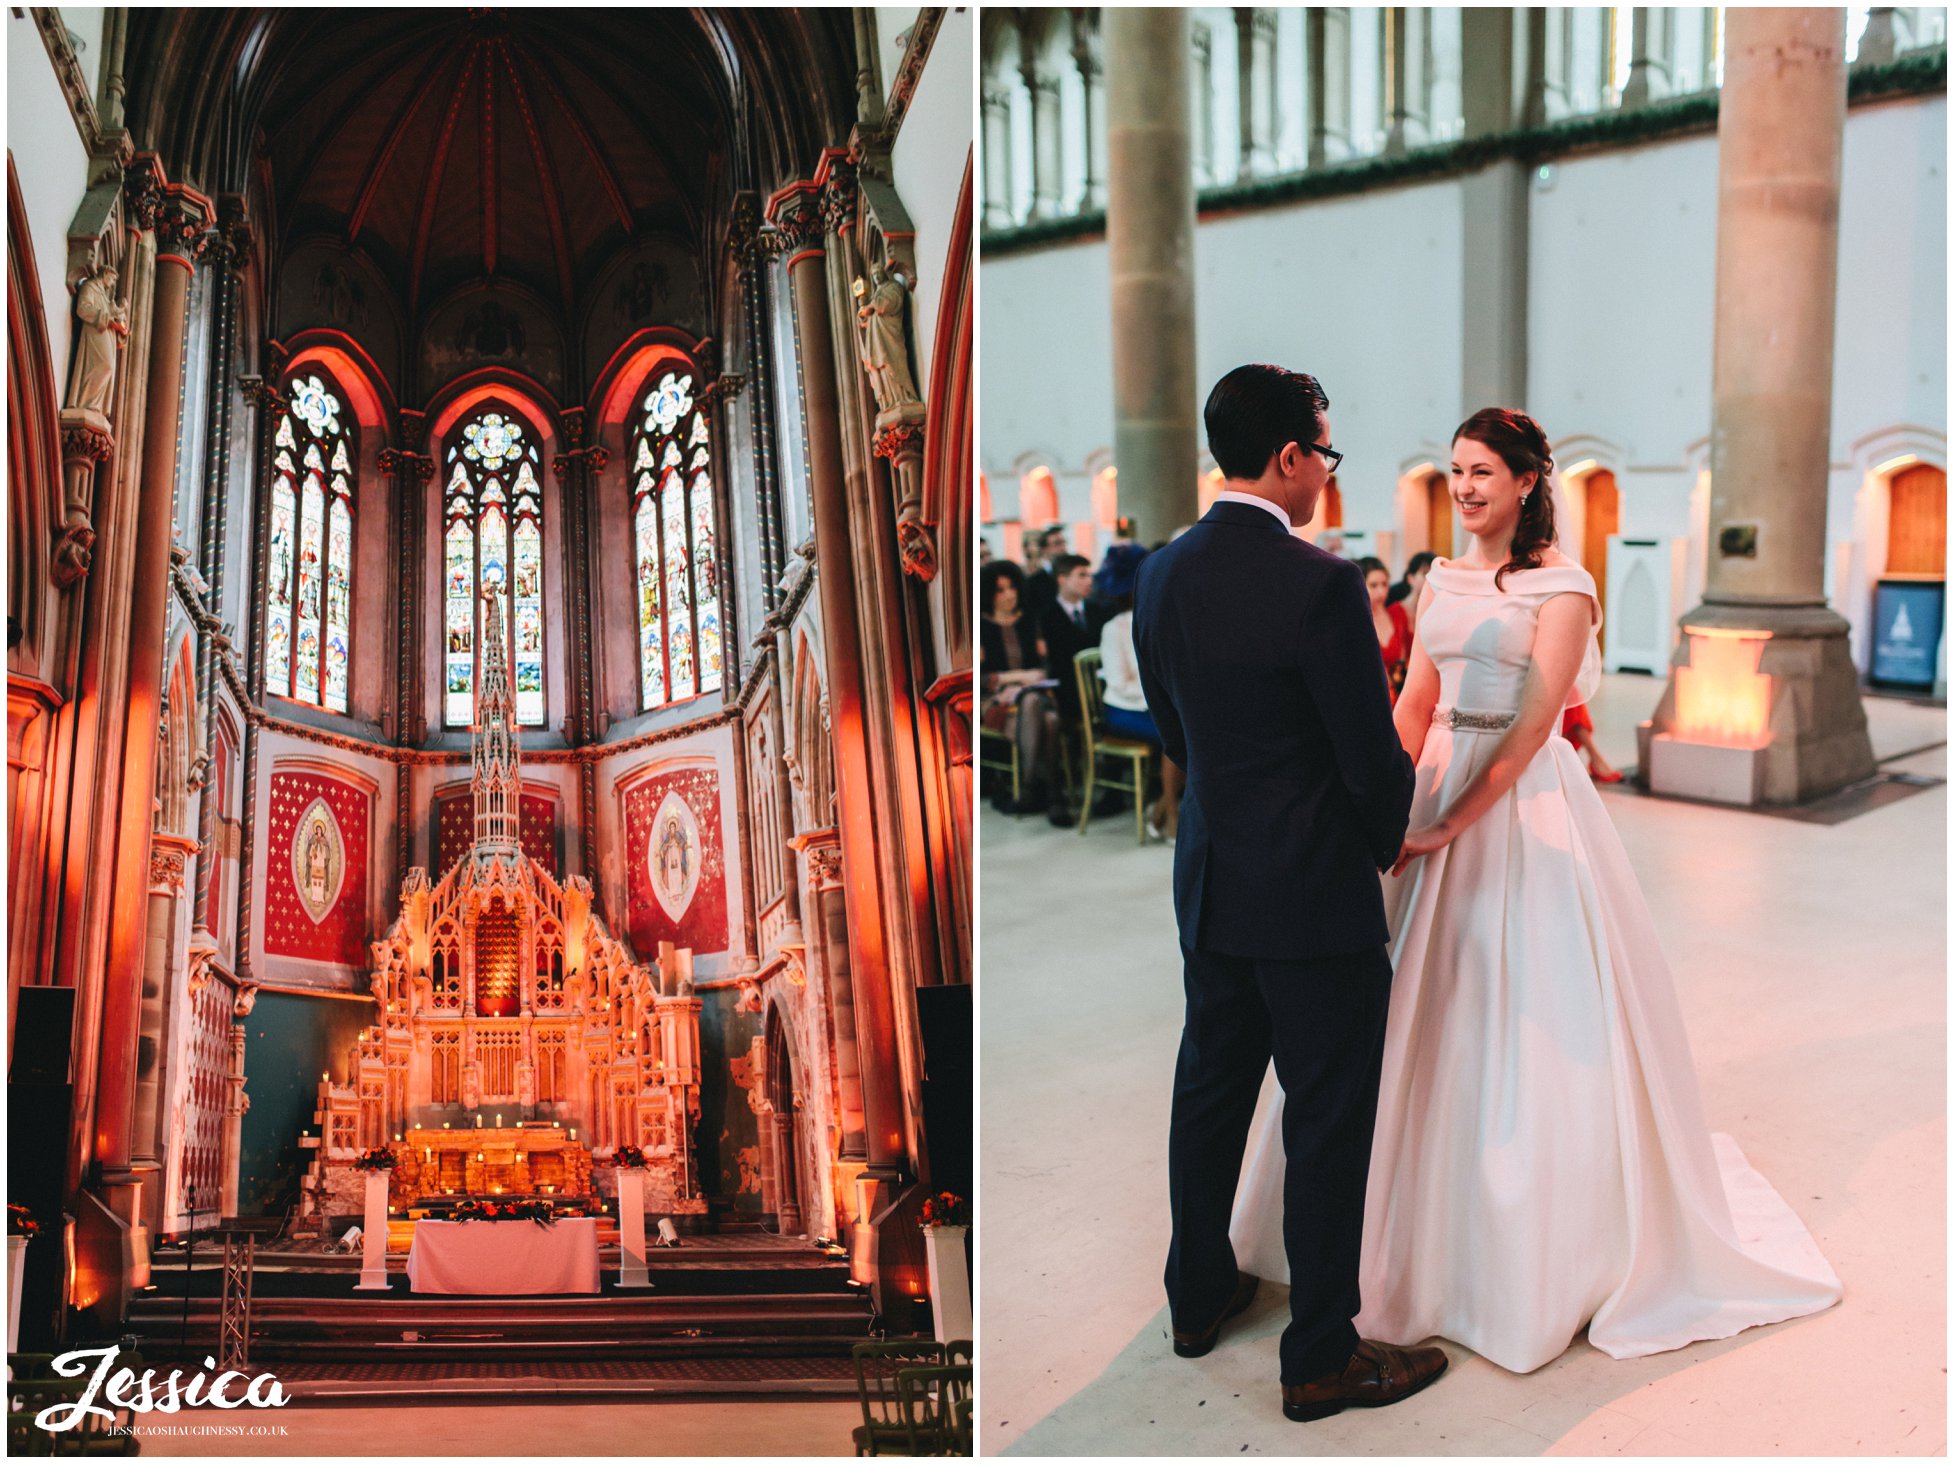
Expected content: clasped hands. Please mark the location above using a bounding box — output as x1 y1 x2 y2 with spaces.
1388 823 1454 877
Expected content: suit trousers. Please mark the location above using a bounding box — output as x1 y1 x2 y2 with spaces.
1163 942 1393 1384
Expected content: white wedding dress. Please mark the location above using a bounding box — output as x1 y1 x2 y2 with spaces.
1229 557 1841 1374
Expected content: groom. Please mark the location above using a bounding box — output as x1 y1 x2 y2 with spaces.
1132 365 1446 1422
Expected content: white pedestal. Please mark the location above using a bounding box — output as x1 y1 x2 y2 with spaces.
355 1171 392 1290
923 1225 971 1344
615 1170 652 1289
8 1233 28 1352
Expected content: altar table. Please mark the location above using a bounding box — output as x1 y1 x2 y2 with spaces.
405 1216 601 1294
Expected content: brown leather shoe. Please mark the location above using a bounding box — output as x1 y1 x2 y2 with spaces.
1281 1338 1448 1422
1171 1272 1260 1358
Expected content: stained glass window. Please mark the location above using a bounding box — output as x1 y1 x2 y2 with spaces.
266 373 354 713
632 368 722 709
444 406 545 727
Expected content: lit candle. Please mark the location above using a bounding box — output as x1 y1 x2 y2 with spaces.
496 1114 503 1128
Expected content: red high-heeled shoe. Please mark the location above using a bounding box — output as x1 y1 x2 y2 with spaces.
1590 767 1625 784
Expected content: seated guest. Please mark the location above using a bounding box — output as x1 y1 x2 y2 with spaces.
1097 550 1184 843
1039 553 1104 722
1021 528 1064 618
1388 550 1439 639
1359 555 1411 701
979 560 1068 824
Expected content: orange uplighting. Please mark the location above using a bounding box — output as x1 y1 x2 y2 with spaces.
1675 630 1773 747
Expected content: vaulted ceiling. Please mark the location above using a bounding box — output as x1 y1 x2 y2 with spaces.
128 8 858 323
256 10 729 316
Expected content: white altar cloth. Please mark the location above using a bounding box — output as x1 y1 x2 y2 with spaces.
406 1216 601 1295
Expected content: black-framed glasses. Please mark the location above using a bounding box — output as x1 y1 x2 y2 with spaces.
1304 441 1344 471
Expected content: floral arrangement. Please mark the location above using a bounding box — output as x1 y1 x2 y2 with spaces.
606 1145 650 1170
352 1147 397 1171
451 1197 557 1225
918 1191 968 1229
7 1204 39 1237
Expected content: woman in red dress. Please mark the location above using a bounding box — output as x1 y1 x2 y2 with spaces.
1359 557 1411 701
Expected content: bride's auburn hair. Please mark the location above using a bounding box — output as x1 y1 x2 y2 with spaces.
1454 408 1557 591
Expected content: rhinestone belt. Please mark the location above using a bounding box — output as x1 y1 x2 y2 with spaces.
1432 706 1517 732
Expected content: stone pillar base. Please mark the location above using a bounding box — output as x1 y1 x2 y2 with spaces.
1637 603 1877 806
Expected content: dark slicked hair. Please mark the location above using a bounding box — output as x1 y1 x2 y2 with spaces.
1204 364 1330 480
1049 553 1091 579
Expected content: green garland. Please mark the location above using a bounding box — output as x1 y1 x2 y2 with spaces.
982 47 1946 259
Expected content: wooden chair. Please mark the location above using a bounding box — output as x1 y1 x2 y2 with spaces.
851 1338 946 1455
1072 649 1153 844
977 724 1021 814
948 1394 973 1455
8 1350 143 1455
896 1362 973 1456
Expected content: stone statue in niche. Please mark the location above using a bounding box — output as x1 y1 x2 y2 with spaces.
312 263 368 329
66 262 129 417
853 261 921 415
461 1063 481 1111
458 301 525 358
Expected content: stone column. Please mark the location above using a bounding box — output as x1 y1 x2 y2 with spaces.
1189 21 1216 184
1382 8 1412 155
1458 7 1529 412
1021 40 1065 220
193 200 249 939
1306 8 1353 167
1072 12 1109 211
98 169 210 1234
1621 7 1675 109
1640 7 1874 803
1109 8 1200 546
763 181 905 1175
95 165 210 1290
1235 9 1279 178
979 40 1016 229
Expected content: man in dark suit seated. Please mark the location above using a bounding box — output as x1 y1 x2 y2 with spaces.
1039 553 1104 718
1022 527 1067 619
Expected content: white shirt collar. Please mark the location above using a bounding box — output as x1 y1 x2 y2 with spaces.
1214 490 1294 532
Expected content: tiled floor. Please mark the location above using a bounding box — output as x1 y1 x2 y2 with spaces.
980 679 1946 1456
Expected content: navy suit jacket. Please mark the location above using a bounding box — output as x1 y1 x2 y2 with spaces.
1133 501 1416 961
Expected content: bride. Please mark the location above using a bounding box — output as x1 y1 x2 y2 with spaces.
1230 408 1841 1374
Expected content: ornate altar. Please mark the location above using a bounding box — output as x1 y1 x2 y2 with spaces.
303 591 705 1224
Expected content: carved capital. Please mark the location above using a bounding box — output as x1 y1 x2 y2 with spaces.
871 421 924 461
376 447 436 481
727 193 766 271
233 982 260 1020
238 375 288 418
819 157 860 236
698 372 746 409
149 845 188 896
207 197 254 274
123 154 166 233
764 187 826 256
153 188 215 263
60 417 114 466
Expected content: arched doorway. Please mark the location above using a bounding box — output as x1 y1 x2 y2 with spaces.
1571 468 1619 651
1886 464 1946 578
1018 466 1059 528
763 1006 806 1238
1425 471 1452 559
